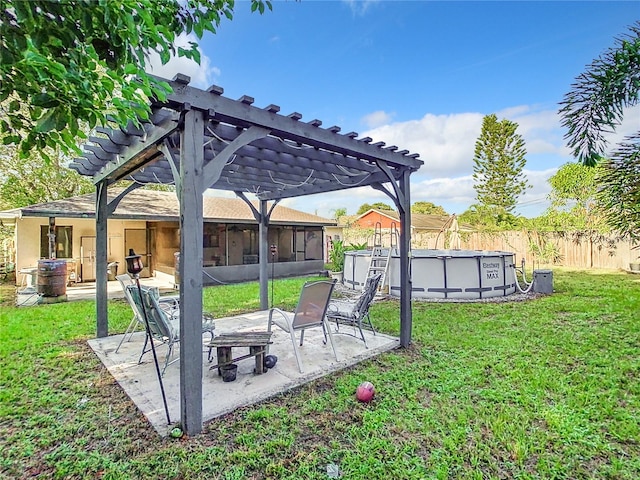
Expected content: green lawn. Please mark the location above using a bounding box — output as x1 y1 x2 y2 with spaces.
1 270 639 479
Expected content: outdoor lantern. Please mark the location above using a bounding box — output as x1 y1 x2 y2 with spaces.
270 244 278 256
125 249 144 276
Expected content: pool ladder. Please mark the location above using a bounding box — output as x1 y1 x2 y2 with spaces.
366 222 398 292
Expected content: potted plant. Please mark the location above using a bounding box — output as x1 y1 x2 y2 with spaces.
328 239 346 282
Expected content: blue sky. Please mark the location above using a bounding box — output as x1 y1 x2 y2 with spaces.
148 1 639 218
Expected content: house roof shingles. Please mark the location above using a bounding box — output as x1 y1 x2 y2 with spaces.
355 209 473 231
0 189 335 226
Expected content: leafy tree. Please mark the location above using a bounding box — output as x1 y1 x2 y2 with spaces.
548 162 599 209
411 201 447 215
559 21 640 241
330 207 347 220
372 202 393 211
0 0 271 157
0 143 93 209
459 203 521 231
327 239 345 273
543 162 605 231
472 114 530 219
356 202 393 215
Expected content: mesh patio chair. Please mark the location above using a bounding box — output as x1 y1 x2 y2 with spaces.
326 273 382 348
114 274 179 353
126 284 215 375
267 279 338 373
115 274 139 353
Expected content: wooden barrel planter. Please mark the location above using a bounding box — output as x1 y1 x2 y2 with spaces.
37 259 68 297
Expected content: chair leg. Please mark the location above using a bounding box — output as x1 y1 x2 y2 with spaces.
324 319 340 362
321 322 329 344
356 320 368 349
115 315 140 353
205 329 215 361
290 329 304 373
161 344 173 376
138 333 150 364
266 318 273 354
364 313 376 336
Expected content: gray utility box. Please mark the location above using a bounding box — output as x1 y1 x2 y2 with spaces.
533 269 553 294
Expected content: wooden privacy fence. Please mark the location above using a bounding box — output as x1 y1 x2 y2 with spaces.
340 227 639 271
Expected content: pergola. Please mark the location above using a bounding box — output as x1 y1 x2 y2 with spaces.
70 74 423 434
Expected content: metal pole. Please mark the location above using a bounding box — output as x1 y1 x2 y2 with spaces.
270 244 277 309
134 276 172 425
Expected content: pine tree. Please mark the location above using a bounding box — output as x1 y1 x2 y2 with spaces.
472 114 529 216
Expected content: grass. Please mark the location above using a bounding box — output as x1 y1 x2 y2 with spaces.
1 269 639 479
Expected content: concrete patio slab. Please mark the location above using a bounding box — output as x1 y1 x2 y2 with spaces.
65 272 176 302
88 310 399 435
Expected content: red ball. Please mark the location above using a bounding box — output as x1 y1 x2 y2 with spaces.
355 381 375 403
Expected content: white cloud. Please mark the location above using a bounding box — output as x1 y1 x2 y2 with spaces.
233 104 614 218
412 175 476 207
362 106 575 182
144 34 219 89
286 187 395 218
496 105 569 156
328 106 571 217
361 110 395 129
518 167 558 208
363 112 484 177
342 0 380 16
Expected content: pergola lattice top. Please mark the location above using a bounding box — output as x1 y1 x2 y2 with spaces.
70 74 423 199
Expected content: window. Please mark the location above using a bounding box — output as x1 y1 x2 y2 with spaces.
40 226 73 259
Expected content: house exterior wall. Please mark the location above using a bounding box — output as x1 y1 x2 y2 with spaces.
355 211 400 230
13 217 144 281
13 216 329 285
325 225 343 241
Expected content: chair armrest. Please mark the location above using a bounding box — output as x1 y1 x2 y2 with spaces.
268 307 293 332
202 313 216 333
327 300 355 315
268 307 287 322
158 296 179 312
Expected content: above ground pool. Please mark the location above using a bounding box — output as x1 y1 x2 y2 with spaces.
344 249 517 300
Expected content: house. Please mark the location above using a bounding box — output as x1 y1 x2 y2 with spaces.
325 209 472 248
0 189 335 285
354 208 452 232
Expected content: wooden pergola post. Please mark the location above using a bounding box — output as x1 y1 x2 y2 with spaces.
259 200 269 310
398 170 413 347
179 109 205 435
95 181 109 338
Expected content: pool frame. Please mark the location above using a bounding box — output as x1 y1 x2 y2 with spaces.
344 249 517 299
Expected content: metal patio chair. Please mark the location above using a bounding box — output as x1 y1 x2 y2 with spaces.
326 273 382 348
114 274 179 353
126 284 215 375
267 279 338 373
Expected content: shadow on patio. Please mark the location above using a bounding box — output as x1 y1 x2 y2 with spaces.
88 310 399 435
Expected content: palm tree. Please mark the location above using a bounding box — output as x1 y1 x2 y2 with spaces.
559 21 640 241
